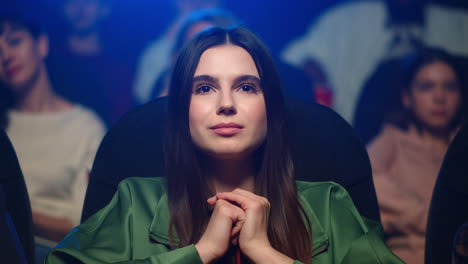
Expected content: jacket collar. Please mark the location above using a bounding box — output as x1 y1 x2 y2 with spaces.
148 192 329 256
148 193 180 246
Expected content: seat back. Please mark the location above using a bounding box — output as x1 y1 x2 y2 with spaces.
426 122 468 264
0 129 35 264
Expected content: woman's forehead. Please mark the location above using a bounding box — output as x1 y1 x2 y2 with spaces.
194 44 260 79
0 23 32 39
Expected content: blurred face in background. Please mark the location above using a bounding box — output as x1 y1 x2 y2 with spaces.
403 61 462 132
176 0 220 14
0 24 47 92
62 0 110 35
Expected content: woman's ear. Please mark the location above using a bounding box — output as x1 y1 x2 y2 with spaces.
36 34 49 59
401 90 411 109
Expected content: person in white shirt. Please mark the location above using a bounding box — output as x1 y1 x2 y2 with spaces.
0 14 105 242
282 0 468 123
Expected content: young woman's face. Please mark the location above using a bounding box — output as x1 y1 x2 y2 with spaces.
62 0 109 33
403 61 462 131
189 44 267 159
0 26 47 91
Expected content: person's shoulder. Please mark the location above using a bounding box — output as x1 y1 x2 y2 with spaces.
371 124 406 143
297 181 373 234
297 181 360 215
118 177 166 190
120 176 165 184
320 1 386 21
69 105 106 133
297 181 405 263
117 177 167 200
297 180 349 198
381 124 405 134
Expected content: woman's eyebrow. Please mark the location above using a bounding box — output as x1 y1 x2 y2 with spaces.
193 75 217 84
192 75 261 86
233 75 261 84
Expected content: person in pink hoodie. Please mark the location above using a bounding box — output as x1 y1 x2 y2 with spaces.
368 48 466 264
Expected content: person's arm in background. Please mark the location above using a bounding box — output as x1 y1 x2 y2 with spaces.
281 2 389 122
31 212 73 242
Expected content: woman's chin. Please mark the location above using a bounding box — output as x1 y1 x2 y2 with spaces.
202 148 255 161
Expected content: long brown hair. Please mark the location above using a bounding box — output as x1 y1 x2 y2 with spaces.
165 26 312 262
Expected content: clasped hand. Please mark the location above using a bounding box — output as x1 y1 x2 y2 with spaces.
195 188 272 263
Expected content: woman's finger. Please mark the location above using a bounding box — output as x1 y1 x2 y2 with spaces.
215 199 246 222
216 191 267 211
207 195 217 205
232 188 267 203
231 218 244 237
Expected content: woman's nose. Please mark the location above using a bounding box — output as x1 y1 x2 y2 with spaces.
217 91 237 115
433 88 447 104
0 48 13 67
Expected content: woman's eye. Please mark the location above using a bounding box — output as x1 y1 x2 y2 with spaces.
9 37 23 46
195 85 213 94
239 84 257 93
445 81 459 92
415 82 433 92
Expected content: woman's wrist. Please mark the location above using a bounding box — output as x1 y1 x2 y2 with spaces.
243 246 294 264
194 242 217 264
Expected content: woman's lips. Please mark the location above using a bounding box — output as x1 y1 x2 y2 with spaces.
6 65 22 77
210 122 243 136
431 110 447 117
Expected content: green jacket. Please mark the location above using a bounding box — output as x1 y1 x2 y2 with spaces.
46 178 404 264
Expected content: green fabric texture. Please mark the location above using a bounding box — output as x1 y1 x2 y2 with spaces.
46 177 404 263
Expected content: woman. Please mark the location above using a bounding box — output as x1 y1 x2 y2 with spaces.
47 27 402 263
0 15 105 242
368 48 465 264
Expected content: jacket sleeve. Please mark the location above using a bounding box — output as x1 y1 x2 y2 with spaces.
45 181 202 264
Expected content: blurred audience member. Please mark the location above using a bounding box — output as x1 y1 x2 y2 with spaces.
353 56 410 144
47 0 134 126
151 9 237 99
367 49 466 264
282 0 468 122
0 14 105 243
132 0 224 104
354 52 468 144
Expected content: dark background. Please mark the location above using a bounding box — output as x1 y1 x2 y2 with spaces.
6 0 467 61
